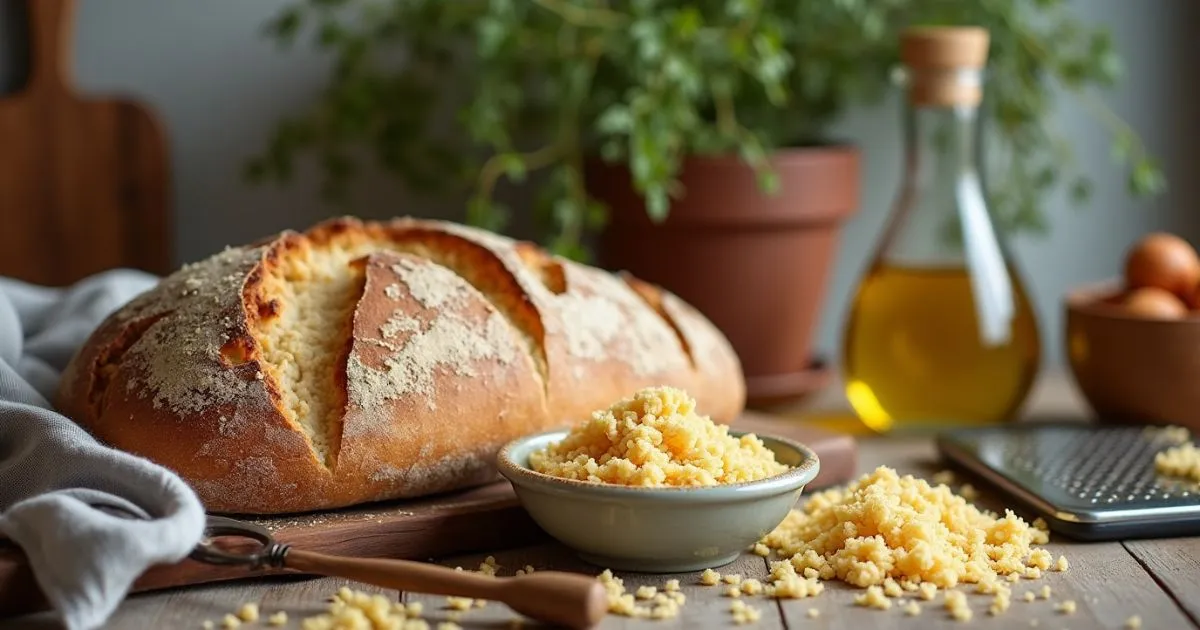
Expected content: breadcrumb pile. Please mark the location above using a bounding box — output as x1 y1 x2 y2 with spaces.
529 387 788 486
759 466 1053 590
1155 441 1200 482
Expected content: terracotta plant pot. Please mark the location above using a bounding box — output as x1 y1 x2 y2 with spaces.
587 146 860 405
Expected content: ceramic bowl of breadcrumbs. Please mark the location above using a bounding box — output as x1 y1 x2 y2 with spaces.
497 386 820 573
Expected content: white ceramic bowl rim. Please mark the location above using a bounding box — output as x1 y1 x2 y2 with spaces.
497 428 821 502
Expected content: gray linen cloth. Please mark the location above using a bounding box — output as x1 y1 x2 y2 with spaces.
0 270 206 630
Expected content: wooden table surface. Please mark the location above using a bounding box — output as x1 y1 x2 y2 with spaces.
10 373 1200 629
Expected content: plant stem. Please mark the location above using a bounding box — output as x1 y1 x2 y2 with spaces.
714 90 738 137
477 145 561 199
1012 31 1153 164
531 0 625 28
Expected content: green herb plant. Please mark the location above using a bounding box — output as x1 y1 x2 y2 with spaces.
246 0 1165 262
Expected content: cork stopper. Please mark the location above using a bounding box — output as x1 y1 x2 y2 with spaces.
899 26 990 107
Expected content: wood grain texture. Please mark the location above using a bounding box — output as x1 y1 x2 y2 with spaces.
402 544 783 629
0 0 171 287
1124 538 1200 626
94 576 391 630
777 541 1192 629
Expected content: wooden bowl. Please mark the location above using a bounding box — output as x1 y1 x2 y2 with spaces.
1065 280 1200 432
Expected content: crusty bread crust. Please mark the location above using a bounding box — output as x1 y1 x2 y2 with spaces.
56 217 745 514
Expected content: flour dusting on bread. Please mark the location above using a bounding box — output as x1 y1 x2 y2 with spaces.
119 245 267 416
391 258 472 309
557 264 689 377
348 311 517 413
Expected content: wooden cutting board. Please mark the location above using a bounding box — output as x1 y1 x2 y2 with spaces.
0 0 171 286
0 412 856 618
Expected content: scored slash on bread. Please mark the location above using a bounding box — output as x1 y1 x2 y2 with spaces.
56 217 746 514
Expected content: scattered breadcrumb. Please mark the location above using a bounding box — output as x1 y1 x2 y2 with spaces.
473 599 487 608
731 602 762 625
1056 600 1077 615
807 608 820 618
1155 442 1200 482
1055 556 1069 572
854 585 892 610
723 573 743 585
1159 425 1191 444
236 603 259 623
753 543 771 557
1023 591 1036 602
904 601 921 616
297 587 458 630
765 561 825 599
1040 585 1052 600
267 611 287 627
700 568 721 586
959 483 978 501
1126 614 1143 629
596 569 682 619
221 614 241 629
730 600 746 613
989 590 1011 616
918 582 938 601
741 579 764 596
1024 567 1043 579
477 556 499 576
664 579 680 592
932 470 956 485
445 596 473 611
201 621 214 630
1029 548 1053 570
943 590 974 622
882 577 903 598
437 622 462 630
724 586 742 598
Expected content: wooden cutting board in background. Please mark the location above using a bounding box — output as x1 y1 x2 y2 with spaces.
0 411 856 618
0 0 171 286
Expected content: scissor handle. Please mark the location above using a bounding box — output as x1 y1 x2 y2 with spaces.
190 515 290 569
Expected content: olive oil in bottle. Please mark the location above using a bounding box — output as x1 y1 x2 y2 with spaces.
841 27 1041 433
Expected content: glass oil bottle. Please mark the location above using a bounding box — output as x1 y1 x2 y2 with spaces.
841 27 1041 433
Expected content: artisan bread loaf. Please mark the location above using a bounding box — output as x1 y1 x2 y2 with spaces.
56 217 745 514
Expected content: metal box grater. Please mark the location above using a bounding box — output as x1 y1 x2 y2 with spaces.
935 423 1200 541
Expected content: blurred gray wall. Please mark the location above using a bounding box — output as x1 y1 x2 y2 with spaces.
0 0 1195 368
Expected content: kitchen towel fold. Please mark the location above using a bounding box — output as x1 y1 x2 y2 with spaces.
0 270 206 630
